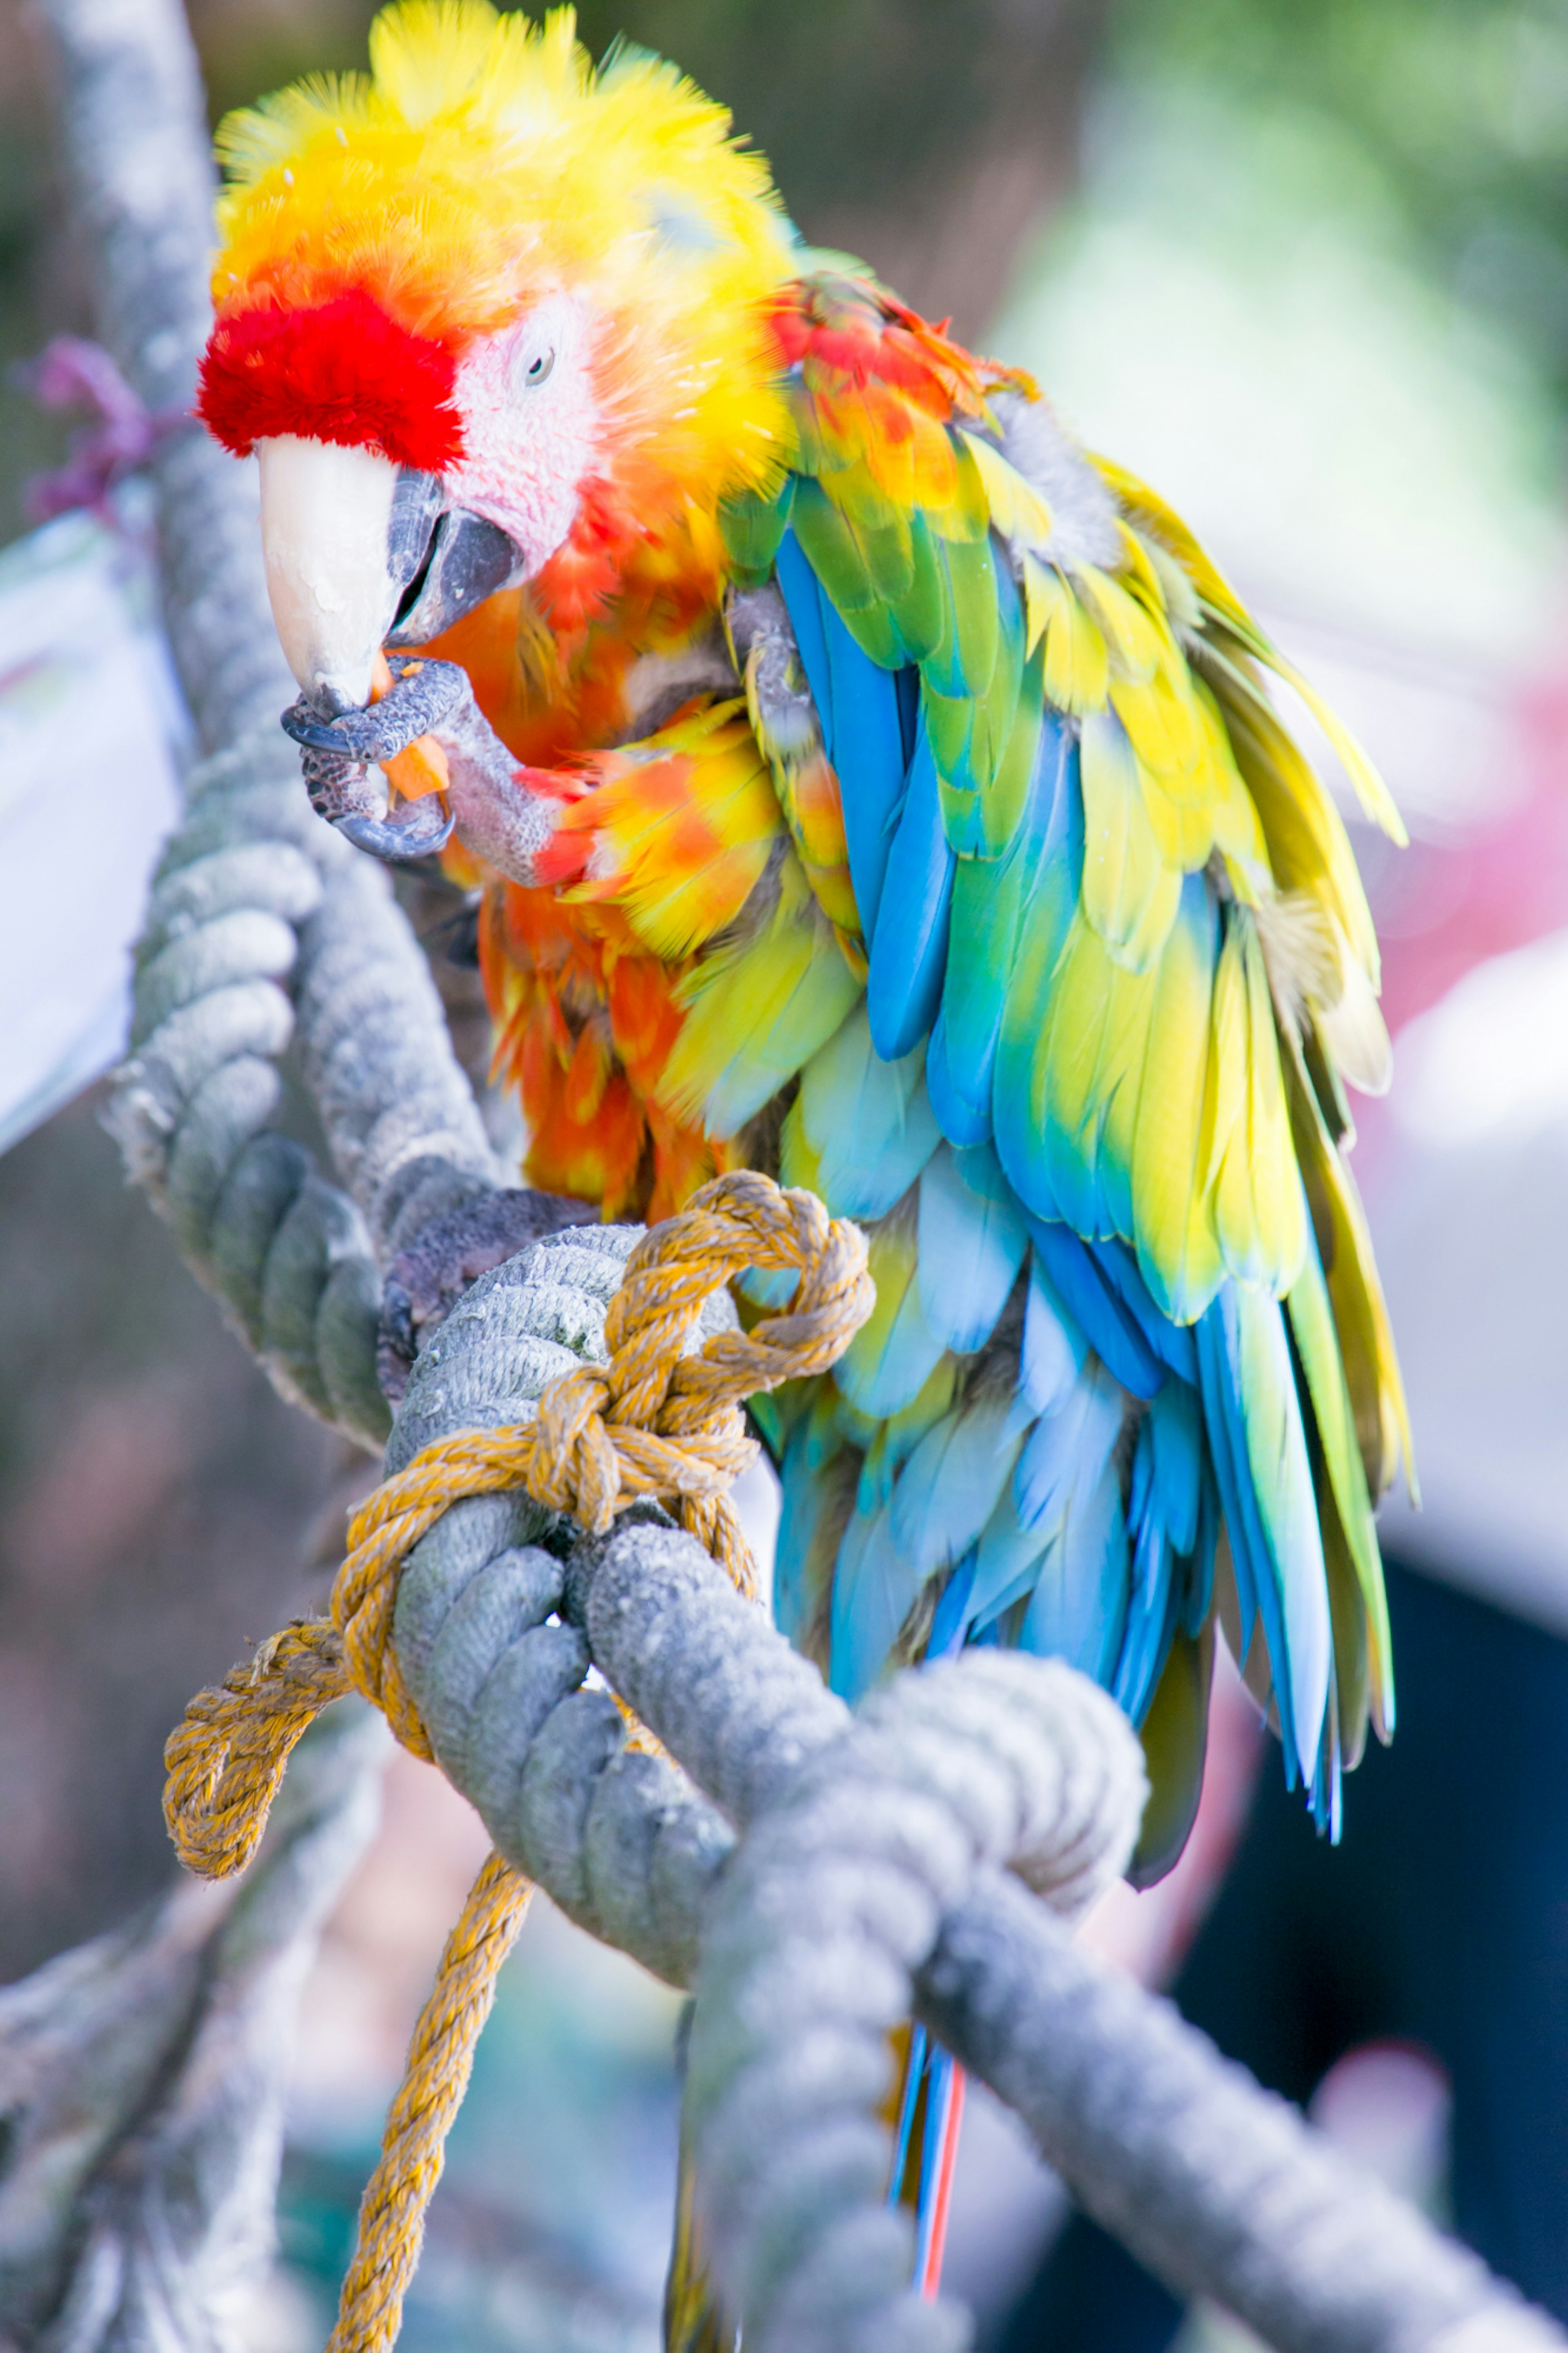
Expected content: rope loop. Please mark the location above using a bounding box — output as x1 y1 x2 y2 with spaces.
159 1173 871 2353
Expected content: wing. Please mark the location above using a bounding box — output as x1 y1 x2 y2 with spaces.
540 268 1409 1843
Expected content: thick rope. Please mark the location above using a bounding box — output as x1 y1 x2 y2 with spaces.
48 0 502 1447
162 1169 871 2353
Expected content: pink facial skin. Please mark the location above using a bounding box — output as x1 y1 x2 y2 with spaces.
443 289 602 578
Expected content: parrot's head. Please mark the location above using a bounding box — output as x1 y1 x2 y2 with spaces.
197 0 798 716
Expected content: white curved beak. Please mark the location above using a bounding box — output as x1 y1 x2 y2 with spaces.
257 435 401 714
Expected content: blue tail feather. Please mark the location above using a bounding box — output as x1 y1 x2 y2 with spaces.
788 1008 942 1222
866 720 955 1060
1022 1251 1087 1416
774 1416 843 1650
1196 1285 1332 1791
1025 1218 1164 1400
915 1143 1029 1355
1089 1238 1199 1385
1015 1360 1123 1533
887 1394 1027 1575
829 1502 923 1702
1018 1453 1130 1687
774 528 835 759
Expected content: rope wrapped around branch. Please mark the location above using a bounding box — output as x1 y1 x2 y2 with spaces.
162 1169 872 2353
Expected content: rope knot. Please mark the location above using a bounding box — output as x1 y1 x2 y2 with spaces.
159 1173 871 2353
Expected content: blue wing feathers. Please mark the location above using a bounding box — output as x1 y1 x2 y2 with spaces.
1025 1218 1164 1400
787 1008 941 1221
774 528 835 758
1022 1253 1087 1416
770 479 1359 1835
866 722 956 1059
1090 1239 1200 1385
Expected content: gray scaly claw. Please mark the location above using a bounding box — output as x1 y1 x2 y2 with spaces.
283 658 470 861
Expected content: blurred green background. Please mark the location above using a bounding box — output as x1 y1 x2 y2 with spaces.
4 2 1568 2348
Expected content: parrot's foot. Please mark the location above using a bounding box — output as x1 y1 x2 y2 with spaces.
282 655 559 885
378 1184 597 1403
283 658 470 860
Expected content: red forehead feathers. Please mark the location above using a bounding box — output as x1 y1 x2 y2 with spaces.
198 289 467 473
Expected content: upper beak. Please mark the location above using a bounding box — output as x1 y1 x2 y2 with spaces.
257 435 524 717
258 436 412 714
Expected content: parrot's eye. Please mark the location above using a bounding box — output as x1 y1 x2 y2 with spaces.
522 346 555 388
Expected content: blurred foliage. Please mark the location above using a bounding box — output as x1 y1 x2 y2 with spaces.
188 0 1084 222
1118 0 1568 391
183 0 1109 331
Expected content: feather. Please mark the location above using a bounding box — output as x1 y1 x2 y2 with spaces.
1113 1504 1175 1725
856 1358 960 1514
820 577 911 948
927 707 1069 1150
915 1142 1029 1355
865 721 955 1061
1025 1218 1165 1400
1129 874 1225 1323
828 1500 923 1702
774 527 835 759
1015 1356 1125 1532
1088 1236 1198 1385
542 701 780 960
1284 1211 1393 1737
664 846 861 1135
783 1005 941 1222
1079 708 1180 972
1197 1282 1331 1789
1207 907 1308 1296
834 1199 948 1420
1018 1452 1130 1688
774 1415 853 1650
888 1393 1029 1575
1021 1250 1087 1416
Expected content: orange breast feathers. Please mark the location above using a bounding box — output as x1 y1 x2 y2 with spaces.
405 554 764 1220
481 881 746 1224
462 676 781 1222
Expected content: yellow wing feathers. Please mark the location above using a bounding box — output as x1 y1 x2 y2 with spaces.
971 424 1403 1437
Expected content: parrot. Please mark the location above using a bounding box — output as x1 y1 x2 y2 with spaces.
194 0 1412 2312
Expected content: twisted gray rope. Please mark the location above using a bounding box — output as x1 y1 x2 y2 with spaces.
31 8 1568 2353
684 1656 1140 2353
0 1703 388 2353
42 0 502 1447
384 1222 1566 2353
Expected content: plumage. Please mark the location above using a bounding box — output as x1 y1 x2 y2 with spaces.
205 4 1418 2302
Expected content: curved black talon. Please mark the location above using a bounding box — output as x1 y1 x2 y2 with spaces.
334 800 455 860
281 658 468 766
281 701 359 754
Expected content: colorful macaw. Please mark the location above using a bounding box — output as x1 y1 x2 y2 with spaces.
196 0 1412 2302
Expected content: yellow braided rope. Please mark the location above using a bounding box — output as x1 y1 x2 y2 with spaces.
162 1171 871 2353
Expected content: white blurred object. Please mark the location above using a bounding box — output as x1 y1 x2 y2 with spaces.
0 501 186 1158
993 84 1566 847
1395 931 1568 1149
731 1448 782 1613
1373 942 1568 1632
1310 2042 1452 2216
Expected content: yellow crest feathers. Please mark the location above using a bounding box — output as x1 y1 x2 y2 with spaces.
209 3 800 527
211 2 798 340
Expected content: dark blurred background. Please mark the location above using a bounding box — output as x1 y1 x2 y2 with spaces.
6 2 1568 2345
